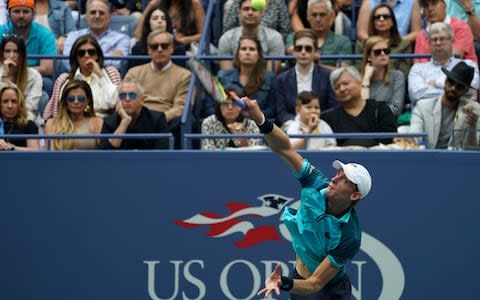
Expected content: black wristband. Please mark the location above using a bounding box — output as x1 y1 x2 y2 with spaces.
280 276 294 291
256 118 274 134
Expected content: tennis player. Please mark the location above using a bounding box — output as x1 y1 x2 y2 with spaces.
239 96 372 300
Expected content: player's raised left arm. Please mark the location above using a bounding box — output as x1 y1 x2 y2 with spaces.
241 97 303 172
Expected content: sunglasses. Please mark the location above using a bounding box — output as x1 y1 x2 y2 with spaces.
294 45 314 53
372 48 390 56
119 92 139 101
76 49 97 57
66 95 87 103
446 78 468 90
373 14 392 21
148 43 171 51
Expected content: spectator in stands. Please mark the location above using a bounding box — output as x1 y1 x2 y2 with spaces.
323 66 397 147
286 0 351 69
135 0 205 49
43 34 121 119
415 0 477 64
289 0 354 39
215 35 277 123
34 0 76 54
0 0 57 109
201 97 261 150
357 0 422 42
63 0 130 73
44 79 102 150
0 83 39 151
408 22 479 106
110 0 143 18
410 61 480 149
129 6 185 69
445 0 480 64
100 77 170 150
223 0 291 42
125 29 191 148
286 91 337 150
355 3 412 76
359 36 406 117
275 29 337 128
0 35 44 125
218 0 285 72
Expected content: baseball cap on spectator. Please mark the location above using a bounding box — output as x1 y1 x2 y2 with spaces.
8 0 35 9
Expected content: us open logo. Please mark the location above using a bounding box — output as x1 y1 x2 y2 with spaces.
165 194 405 299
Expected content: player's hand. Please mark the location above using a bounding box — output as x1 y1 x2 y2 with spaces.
239 96 264 124
257 263 282 297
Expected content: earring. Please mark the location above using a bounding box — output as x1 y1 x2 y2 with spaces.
84 104 90 112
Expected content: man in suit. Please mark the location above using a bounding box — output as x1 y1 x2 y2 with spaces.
275 29 337 129
410 61 480 149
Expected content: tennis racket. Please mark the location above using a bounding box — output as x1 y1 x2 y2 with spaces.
188 57 247 110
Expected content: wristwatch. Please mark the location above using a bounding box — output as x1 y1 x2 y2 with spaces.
465 8 475 16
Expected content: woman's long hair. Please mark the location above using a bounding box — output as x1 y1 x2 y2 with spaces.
361 36 391 85
0 83 28 126
140 6 174 52
68 34 105 79
158 0 195 36
367 3 402 46
233 36 266 96
0 35 28 92
51 79 95 150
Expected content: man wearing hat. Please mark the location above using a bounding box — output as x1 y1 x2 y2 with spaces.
414 0 477 64
410 61 480 149
237 95 372 300
408 22 479 105
0 0 56 77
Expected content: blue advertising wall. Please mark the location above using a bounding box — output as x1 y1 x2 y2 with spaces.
1 151 479 300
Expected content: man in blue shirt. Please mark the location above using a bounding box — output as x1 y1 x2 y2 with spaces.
63 0 130 73
239 95 372 300
0 0 57 75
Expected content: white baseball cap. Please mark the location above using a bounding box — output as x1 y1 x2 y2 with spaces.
332 160 372 199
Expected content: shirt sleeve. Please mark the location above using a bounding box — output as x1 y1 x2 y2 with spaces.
327 235 360 269
293 159 330 190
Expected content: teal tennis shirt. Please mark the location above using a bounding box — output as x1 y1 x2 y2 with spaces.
283 159 361 282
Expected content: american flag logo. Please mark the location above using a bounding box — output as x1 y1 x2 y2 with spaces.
174 194 296 248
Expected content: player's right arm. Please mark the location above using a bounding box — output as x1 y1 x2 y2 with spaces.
241 97 303 173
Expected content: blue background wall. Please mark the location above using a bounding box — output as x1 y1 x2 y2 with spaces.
1 151 478 300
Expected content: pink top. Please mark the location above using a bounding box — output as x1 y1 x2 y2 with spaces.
414 16 478 64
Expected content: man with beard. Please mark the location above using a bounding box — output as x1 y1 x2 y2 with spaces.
0 0 56 105
408 22 479 105
410 61 480 149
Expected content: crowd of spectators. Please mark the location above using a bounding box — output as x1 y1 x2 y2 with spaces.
0 0 479 151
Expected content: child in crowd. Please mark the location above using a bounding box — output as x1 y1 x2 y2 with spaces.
287 91 336 150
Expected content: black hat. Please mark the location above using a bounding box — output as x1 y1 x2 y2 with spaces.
441 61 477 90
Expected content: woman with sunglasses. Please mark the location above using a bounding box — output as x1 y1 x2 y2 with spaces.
129 5 185 69
44 79 103 150
0 83 40 151
43 34 120 120
355 3 412 76
359 36 406 117
0 35 44 125
201 89 261 150
208 36 277 123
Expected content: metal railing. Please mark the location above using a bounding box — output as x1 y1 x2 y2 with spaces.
183 132 429 150
2 133 175 150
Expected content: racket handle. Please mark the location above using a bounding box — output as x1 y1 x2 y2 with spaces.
233 97 247 110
